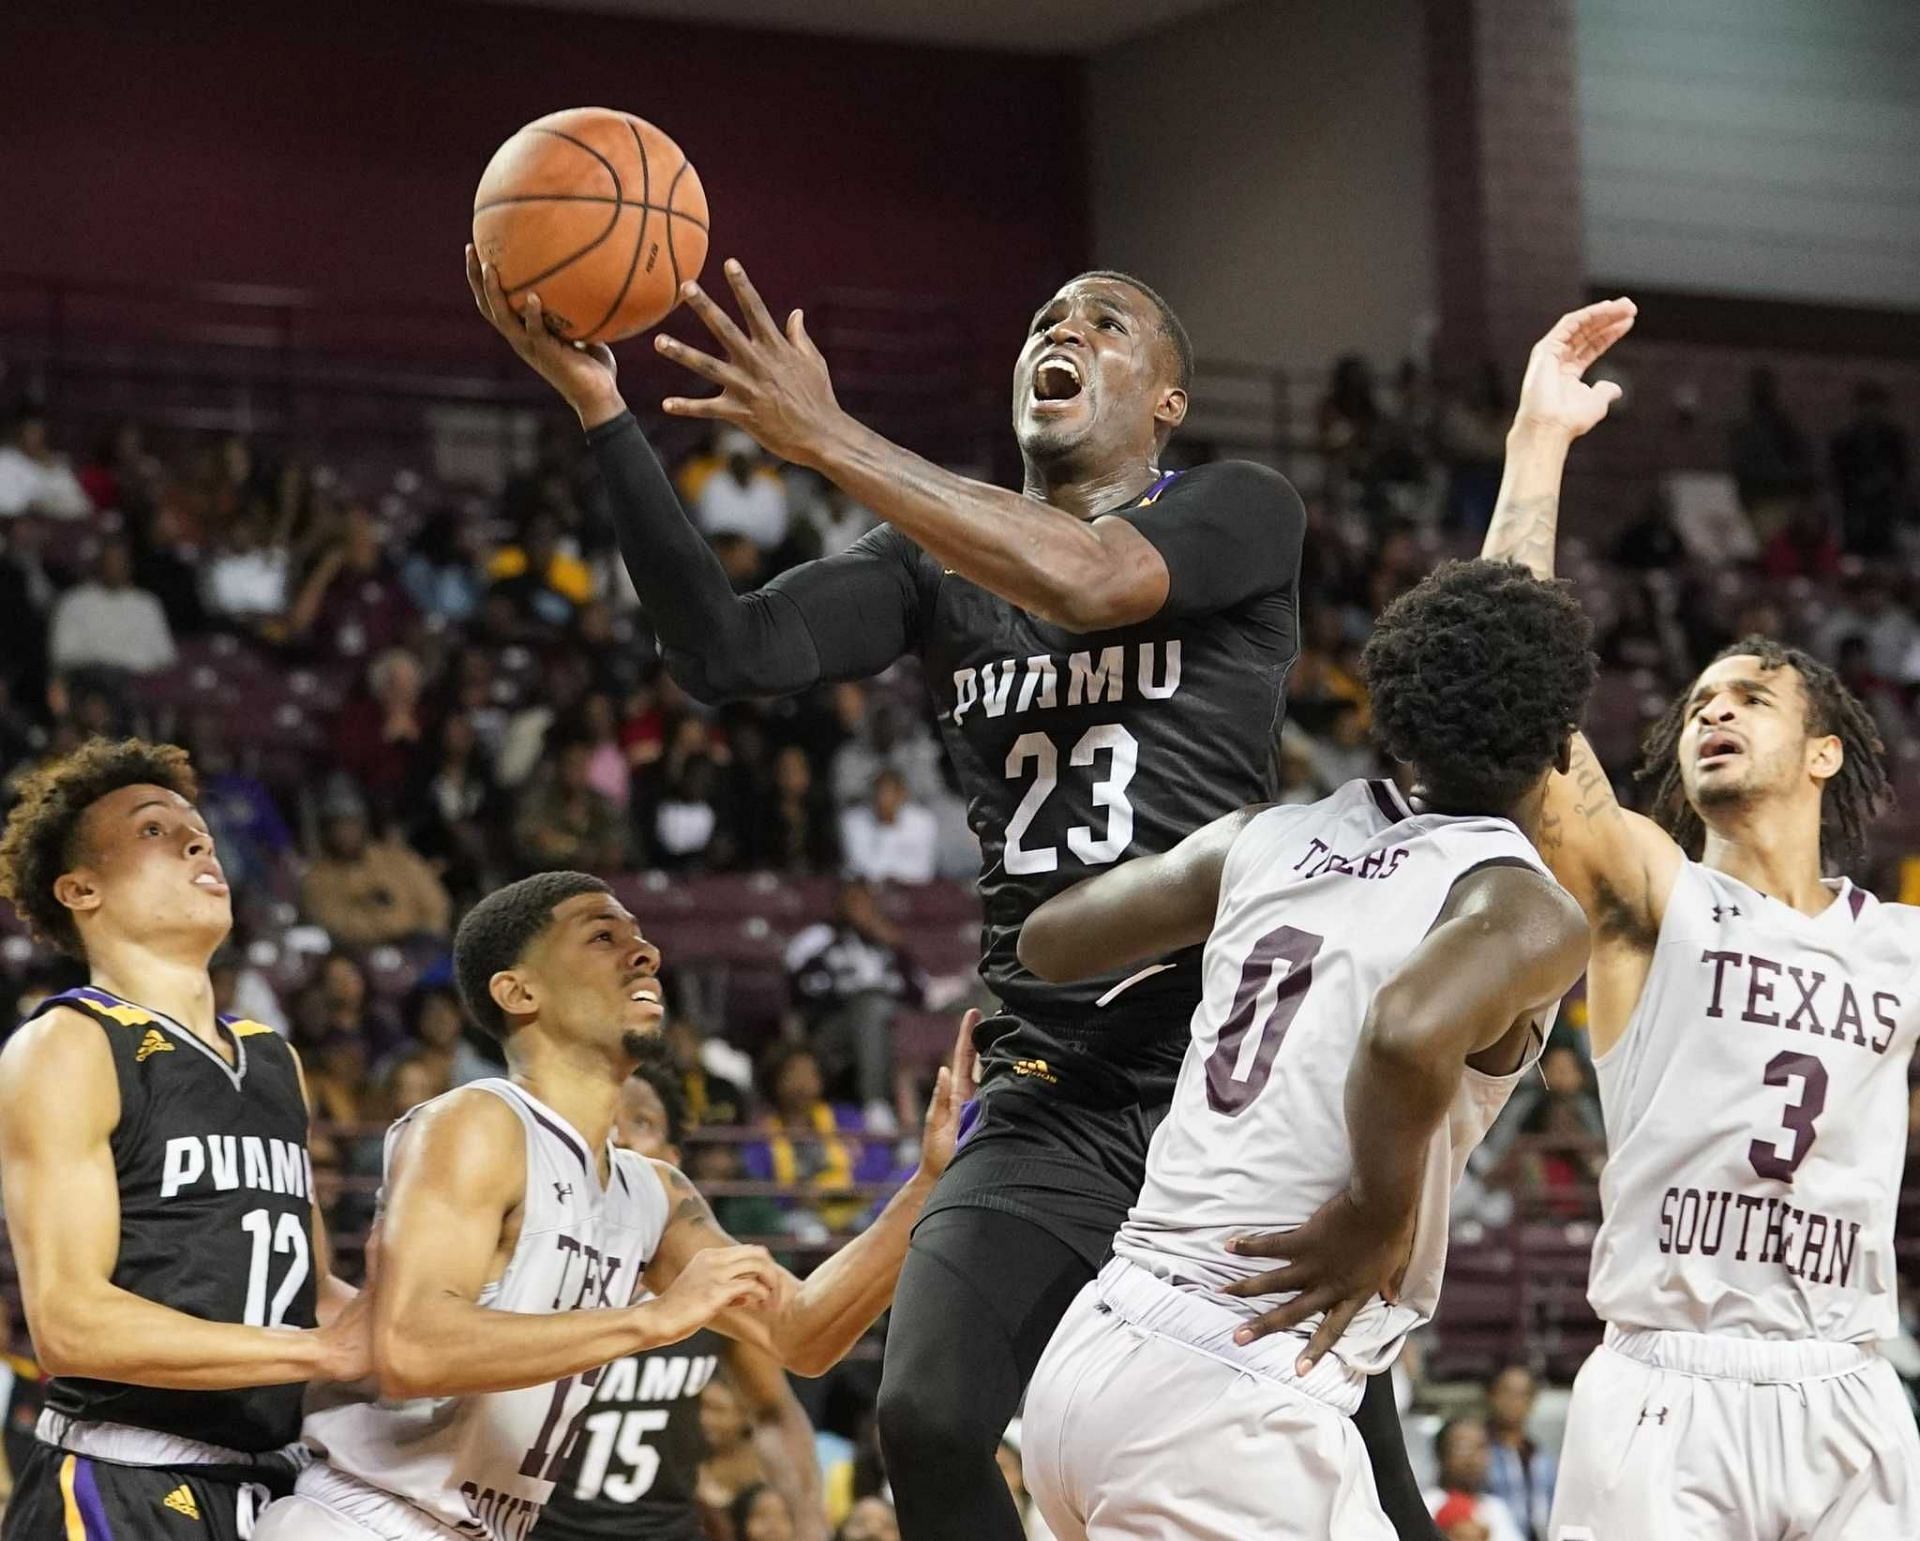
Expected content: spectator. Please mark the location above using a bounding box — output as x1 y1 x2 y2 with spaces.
1485 1363 1556 1541
383 1051 452 1119
334 647 429 821
835 1496 900 1541
665 1014 751 1128
390 981 499 1088
694 428 791 553
192 717 296 894
830 694 945 811
1318 355 1384 506
128 501 208 637
513 737 631 873
285 504 416 660
487 508 591 630
400 505 487 624
651 753 727 871
750 744 842 873
1829 381 1912 557
0 408 92 519
199 506 292 629
575 693 632 811
1424 1418 1525 1541
840 770 938 886
743 1043 879 1234
1729 366 1814 536
1610 493 1687 572
1438 362 1510 532
0 1293 47 1499
1758 499 1841 581
77 420 163 520
730 1483 798 1541
0 521 53 706
786 879 929 1132
1488 1043 1606 1211
300 782 453 949
402 710 504 906
1814 574 1917 688
301 1028 375 1172
47 537 178 676
698 1381 771 1515
800 479 878 558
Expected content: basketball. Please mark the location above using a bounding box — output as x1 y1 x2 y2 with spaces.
472 107 708 344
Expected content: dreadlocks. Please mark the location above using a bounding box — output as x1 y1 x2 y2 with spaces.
1635 636 1889 873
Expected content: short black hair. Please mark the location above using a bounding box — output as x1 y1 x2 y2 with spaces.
453 871 611 1041
1362 560 1597 811
0 738 200 958
1074 270 1194 394
630 1033 689 1148
1635 635 1888 873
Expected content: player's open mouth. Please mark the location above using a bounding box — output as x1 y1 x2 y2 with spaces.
192 870 229 895
1032 353 1084 405
628 984 662 1005
1697 731 1742 768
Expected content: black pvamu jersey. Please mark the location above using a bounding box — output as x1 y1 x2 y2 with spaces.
25 986 317 1453
534 1328 725 1541
845 462 1303 1077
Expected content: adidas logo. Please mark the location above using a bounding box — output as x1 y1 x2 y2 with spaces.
162 1483 200 1520
136 1029 174 1063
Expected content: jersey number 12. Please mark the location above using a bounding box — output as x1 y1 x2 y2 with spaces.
239 1208 310 1327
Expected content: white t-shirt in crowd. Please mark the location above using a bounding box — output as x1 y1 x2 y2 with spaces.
696 468 790 549
0 447 92 518
48 584 178 674
840 803 939 885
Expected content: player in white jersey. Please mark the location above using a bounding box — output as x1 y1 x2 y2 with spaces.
1475 301 1920 1539
1015 558 1597 1540
255 871 973 1541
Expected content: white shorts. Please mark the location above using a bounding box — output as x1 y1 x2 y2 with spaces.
1023 1266 1394 1541
1550 1326 1920 1541
255 1464 466 1541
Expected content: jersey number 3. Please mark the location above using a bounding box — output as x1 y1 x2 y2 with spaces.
1746 1050 1828 1183
1203 925 1324 1116
1003 725 1138 875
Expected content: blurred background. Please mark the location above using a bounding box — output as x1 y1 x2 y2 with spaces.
2 0 1919 1536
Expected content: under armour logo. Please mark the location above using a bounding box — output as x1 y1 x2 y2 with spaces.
553 1182 573 1202
1638 1406 1669 1426
1712 904 1741 921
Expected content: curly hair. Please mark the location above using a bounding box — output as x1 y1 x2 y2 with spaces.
1635 635 1888 872
0 738 199 958
1361 560 1597 811
630 1034 689 1150
452 869 612 1041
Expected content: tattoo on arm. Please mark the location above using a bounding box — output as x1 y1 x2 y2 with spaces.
1483 494 1560 578
661 1164 723 1236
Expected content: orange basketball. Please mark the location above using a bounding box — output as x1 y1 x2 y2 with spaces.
472 107 708 344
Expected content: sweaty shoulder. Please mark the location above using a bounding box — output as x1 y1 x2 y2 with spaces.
390 1085 527 1204
1111 460 1304 618
0 1006 119 1133
1450 860 1589 976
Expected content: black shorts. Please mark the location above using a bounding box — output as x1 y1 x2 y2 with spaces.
3 1441 293 1540
917 1011 1183 1271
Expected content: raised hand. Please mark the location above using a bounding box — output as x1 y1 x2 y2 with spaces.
645 1243 781 1345
465 245 625 427
1216 1188 1417 1374
1510 296 1637 441
914 1009 982 1182
654 259 846 468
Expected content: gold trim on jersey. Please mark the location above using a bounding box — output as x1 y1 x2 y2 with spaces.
58 1454 84 1541
91 999 156 1028
228 1020 278 1038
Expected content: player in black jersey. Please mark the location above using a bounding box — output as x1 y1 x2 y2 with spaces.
0 739 368 1540
469 251 1439 1541
536 1048 825 1541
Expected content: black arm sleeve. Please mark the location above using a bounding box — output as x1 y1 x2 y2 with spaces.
587 412 922 700
1353 1371 1445 1541
1112 459 1306 619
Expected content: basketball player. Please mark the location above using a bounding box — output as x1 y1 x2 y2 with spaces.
534 1047 826 1541
468 250 1441 1541
1471 303 1920 1538
0 738 368 1539
256 871 971 1541
1014 556 1594 1539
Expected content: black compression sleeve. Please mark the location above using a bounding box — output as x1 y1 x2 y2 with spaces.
1353 1370 1444 1541
1115 459 1305 618
586 413 919 700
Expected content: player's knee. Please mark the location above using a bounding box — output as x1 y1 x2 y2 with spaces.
877 1366 995 1465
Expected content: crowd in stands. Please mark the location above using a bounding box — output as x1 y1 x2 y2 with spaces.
0 342 1915 1537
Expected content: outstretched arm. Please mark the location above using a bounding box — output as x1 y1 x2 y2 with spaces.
725 1339 828 1541
0 1010 367 1388
1017 808 1264 984
1478 299 1684 964
372 1089 778 1399
642 1015 977 1378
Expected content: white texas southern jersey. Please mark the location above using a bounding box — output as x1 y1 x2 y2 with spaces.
1588 861 1920 1342
304 1080 668 1541
1115 778 1562 1377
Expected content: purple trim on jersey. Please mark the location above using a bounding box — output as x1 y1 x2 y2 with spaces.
1140 469 1181 505
73 1456 114 1539
1849 886 1867 919
523 1104 592 1176
1367 780 1406 824
954 1097 985 1149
